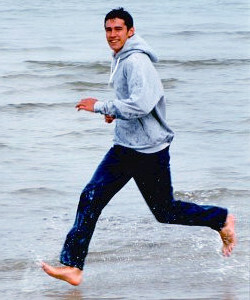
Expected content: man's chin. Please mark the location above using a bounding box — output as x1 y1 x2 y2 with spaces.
108 44 121 53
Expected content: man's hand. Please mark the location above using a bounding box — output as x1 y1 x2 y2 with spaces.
105 115 116 123
75 98 97 112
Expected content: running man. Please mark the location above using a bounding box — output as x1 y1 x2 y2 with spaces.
42 8 236 286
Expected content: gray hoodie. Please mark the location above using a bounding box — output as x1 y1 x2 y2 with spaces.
94 34 174 153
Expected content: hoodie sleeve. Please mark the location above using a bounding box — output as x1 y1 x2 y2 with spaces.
94 53 164 120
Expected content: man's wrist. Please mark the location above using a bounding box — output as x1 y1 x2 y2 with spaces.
94 101 104 113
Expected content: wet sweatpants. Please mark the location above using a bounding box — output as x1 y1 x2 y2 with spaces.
60 145 227 270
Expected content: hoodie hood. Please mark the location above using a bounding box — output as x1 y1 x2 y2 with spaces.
109 34 158 85
114 33 158 63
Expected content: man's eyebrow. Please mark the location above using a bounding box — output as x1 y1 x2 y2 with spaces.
105 26 123 30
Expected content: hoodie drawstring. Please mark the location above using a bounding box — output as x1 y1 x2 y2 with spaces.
108 57 120 86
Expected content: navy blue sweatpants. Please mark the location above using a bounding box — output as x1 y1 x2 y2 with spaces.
60 145 227 270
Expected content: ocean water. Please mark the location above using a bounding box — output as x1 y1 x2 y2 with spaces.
0 0 249 299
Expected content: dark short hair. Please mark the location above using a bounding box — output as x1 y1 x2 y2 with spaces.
104 7 134 30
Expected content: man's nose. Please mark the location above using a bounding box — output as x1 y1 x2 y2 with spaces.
110 29 117 37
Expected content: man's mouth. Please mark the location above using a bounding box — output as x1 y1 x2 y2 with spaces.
109 39 119 44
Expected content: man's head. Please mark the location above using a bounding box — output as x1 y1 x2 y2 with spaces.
104 8 135 53
104 7 133 30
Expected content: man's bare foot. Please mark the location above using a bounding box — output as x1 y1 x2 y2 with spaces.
219 214 236 257
41 262 83 286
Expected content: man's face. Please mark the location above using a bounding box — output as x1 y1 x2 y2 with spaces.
105 18 135 53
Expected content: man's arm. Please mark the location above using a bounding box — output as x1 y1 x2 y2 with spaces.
94 54 163 120
75 98 115 123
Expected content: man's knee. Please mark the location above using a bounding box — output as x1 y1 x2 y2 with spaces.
153 212 167 223
151 204 176 224
78 184 97 209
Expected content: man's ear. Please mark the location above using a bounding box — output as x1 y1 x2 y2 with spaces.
128 27 135 38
